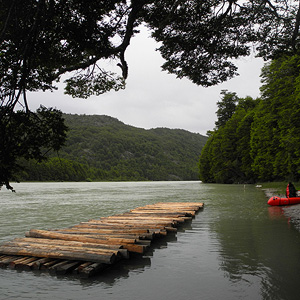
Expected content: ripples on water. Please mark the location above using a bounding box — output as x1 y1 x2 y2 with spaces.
1 182 300 300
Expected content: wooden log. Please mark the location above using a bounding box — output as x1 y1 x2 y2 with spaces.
165 227 177 233
48 260 70 275
71 225 149 234
130 208 196 217
8 256 31 269
55 229 154 241
26 229 137 245
54 229 144 239
16 257 39 270
16 237 123 250
11 238 130 259
31 257 52 270
26 230 145 253
82 221 172 229
110 212 187 219
102 215 185 224
98 219 175 227
15 257 41 271
72 262 93 275
48 260 82 275
134 203 202 209
122 243 147 254
135 239 151 246
128 212 193 221
79 262 107 278
100 216 176 223
0 256 20 267
0 245 116 264
86 235 137 244
3 240 120 255
148 202 204 208
40 259 62 270
2 242 123 264
54 261 82 275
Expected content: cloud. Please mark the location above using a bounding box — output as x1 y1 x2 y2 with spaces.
28 27 264 136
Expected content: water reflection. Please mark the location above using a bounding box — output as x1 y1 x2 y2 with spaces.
208 185 300 300
268 206 285 219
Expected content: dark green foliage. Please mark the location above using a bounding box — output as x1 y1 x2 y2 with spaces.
199 54 300 183
0 106 67 190
19 114 207 182
215 90 238 129
199 93 259 184
251 54 300 182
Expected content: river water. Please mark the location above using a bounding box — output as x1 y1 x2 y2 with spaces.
0 181 300 300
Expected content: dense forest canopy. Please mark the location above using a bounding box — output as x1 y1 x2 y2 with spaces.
18 114 208 182
1 1 300 189
199 54 300 183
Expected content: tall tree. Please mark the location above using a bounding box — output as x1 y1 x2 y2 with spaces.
215 90 239 129
199 95 258 183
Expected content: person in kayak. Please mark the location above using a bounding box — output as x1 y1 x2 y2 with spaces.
286 182 297 198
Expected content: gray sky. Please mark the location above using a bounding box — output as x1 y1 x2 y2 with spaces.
28 27 264 136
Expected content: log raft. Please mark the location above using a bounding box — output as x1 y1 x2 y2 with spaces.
0 202 203 277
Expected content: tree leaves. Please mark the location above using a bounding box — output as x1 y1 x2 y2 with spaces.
0 106 67 190
199 54 300 183
64 72 125 98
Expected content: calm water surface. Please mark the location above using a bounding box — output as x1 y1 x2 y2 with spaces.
0 181 300 300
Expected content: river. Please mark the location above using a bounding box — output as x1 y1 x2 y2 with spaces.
0 181 300 300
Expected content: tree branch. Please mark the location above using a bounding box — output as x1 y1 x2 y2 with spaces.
291 0 300 51
0 0 17 43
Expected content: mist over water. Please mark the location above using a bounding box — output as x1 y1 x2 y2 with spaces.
1 182 300 300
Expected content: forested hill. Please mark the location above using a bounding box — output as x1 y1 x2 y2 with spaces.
20 114 207 182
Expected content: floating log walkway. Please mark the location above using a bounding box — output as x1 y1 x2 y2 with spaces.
0 202 203 277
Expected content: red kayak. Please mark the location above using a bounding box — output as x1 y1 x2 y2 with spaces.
268 196 300 206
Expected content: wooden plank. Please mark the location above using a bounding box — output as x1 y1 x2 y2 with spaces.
0 245 116 264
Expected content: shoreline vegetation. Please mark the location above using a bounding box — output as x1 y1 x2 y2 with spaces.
15 114 207 183
199 55 300 184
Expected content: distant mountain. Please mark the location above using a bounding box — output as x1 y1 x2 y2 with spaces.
19 114 208 182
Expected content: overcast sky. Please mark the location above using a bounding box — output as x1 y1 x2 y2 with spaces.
28 27 264 136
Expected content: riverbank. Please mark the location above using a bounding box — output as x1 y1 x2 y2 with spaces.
263 185 300 231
